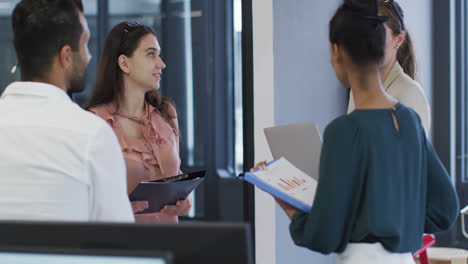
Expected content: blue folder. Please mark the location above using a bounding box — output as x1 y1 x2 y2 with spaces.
244 159 313 212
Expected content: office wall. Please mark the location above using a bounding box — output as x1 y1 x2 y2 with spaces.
273 1 343 263
272 1 434 264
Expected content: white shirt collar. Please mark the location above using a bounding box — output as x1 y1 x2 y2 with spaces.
1 81 72 102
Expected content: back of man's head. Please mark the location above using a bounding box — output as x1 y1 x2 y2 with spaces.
12 0 84 81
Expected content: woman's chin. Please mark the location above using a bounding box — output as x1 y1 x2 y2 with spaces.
144 85 160 92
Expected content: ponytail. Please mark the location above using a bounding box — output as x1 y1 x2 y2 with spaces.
380 1 417 79
397 31 416 79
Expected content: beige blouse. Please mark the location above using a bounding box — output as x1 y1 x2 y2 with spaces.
348 62 431 135
89 102 181 223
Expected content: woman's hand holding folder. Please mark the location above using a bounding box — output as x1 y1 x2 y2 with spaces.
251 161 268 171
131 201 149 213
251 160 299 220
161 197 192 216
275 197 298 220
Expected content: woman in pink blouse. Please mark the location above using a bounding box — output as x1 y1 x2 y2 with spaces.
86 22 191 223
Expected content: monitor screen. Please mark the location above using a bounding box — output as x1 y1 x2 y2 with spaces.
0 252 167 264
0 247 172 264
0 221 253 264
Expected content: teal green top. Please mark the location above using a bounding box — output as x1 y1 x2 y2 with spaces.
289 103 459 254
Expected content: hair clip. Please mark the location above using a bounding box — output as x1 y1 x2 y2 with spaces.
386 1 406 31
362 15 389 23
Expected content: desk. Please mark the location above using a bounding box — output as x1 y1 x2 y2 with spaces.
415 247 468 264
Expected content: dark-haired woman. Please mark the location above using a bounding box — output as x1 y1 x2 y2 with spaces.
347 0 431 134
87 22 191 223
254 0 458 263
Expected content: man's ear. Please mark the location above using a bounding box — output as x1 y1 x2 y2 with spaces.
331 43 342 62
58 45 73 70
118 55 130 74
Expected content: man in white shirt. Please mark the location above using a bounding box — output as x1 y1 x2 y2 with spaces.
0 0 134 222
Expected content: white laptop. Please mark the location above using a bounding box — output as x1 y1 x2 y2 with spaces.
264 121 322 180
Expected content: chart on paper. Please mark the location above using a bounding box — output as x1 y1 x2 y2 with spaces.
252 157 317 207
277 177 307 191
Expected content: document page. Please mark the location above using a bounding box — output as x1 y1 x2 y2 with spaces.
249 157 317 210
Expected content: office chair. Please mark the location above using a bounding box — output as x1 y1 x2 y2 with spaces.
461 205 468 239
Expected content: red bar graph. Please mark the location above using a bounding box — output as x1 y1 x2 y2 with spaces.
278 183 289 191
280 178 294 188
278 177 307 191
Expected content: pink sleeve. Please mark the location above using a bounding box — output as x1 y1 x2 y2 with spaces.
88 105 115 128
166 102 180 157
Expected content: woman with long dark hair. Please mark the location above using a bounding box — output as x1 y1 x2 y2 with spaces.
347 0 431 134
87 22 191 223
254 0 457 262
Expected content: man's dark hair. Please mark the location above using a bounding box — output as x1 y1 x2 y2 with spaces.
12 0 84 81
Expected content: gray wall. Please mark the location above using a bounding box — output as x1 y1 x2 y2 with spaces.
272 0 434 263
273 0 346 134
273 1 344 264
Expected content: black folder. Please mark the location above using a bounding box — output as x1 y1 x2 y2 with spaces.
129 170 206 214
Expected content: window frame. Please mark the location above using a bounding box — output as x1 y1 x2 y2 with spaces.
68 0 255 227
434 0 465 247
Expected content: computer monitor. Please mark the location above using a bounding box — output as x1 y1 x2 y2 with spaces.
0 247 172 264
0 221 253 264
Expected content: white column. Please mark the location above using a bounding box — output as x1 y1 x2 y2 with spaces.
252 0 276 263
